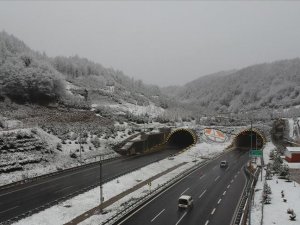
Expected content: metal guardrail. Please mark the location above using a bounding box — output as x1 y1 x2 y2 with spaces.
0 153 119 192
232 166 260 225
1 151 185 225
101 153 225 225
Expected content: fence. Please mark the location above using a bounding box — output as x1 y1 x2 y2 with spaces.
101 152 225 225
232 166 260 225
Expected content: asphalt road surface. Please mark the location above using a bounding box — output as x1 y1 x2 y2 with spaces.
118 149 249 225
0 146 181 223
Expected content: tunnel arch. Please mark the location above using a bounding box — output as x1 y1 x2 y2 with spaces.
233 128 267 150
166 128 197 149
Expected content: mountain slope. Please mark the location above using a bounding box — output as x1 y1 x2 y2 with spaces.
0 31 172 111
167 59 300 113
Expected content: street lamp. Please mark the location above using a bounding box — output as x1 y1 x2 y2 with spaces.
99 154 104 213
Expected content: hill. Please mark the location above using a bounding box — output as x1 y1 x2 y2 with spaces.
0 31 181 122
164 59 300 114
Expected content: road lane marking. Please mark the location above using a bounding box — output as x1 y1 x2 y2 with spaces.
229 163 248 225
226 166 230 171
175 211 187 225
116 151 232 225
151 209 165 222
231 179 234 183
223 191 226 196
227 184 230 189
199 189 207 198
234 174 237 178
217 199 222 204
0 205 19 214
180 188 190 195
0 165 99 197
214 176 220 182
200 174 206 179
211 208 216 215
212 166 217 170
205 220 209 225
54 185 73 193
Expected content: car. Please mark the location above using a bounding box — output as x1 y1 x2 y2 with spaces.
178 195 193 209
220 160 228 168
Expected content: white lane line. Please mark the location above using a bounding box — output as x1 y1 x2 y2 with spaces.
211 208 216 215
180 188 190 196
0 205 19 214
199 189 207 198
200 174 206 179
214 176 220 182
0 165 99 197
227 184 231 189
226 166 230 171
205 220 209 225
175 211 187 225
234 174 237 178
54 185 73 193
213 166 217 170
217 199 222 204
151 209 165 222
223 191 226 196
231 179 234 183
116 151 229 225
237 171 240 174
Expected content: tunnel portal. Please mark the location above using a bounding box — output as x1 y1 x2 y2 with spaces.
233 129 266 150
166 129 197 149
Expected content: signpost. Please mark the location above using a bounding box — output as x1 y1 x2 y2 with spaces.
250 149 262 157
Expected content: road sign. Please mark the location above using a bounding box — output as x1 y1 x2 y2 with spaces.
250 149 262 157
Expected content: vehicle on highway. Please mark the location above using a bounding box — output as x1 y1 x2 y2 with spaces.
178 195 193 209
220 160 228 168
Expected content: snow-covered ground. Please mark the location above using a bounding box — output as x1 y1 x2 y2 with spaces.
13 140 230 225
91 102 165 118
251 142 300 225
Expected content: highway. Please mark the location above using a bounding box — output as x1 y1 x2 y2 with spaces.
118 149 249 225
0 146 181 223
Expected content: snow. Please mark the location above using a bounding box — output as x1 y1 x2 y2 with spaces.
251 142 300 225
286 117 300 140
13 139 231 225
264 177 300 225
288 118 294 138
91 102 165 118
286 147 300 152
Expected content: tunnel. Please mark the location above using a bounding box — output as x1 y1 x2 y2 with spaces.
166 129 197 149
233 129 266 150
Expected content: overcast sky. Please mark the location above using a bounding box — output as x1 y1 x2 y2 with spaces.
1 1 300 86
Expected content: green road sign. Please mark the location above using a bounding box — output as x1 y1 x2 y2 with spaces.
250 149 262 157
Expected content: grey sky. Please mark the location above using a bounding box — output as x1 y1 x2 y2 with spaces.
1 1 300 86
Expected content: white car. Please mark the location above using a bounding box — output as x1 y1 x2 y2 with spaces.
178 195 193 209
220 160 228 168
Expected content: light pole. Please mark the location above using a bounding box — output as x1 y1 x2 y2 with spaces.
99 154 104 213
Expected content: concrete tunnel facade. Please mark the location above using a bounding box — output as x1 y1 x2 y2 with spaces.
233 128 266 150
166 128 198 149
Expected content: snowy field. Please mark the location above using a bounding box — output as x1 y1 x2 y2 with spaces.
251 142 300 225
13 140 230 225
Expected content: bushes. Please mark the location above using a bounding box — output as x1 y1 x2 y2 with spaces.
0 54 65 105
91 136 101 148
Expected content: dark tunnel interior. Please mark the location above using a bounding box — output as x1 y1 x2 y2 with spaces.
235 131 264 150
167 130 196 149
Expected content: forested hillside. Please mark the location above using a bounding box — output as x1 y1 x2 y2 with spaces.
0 31 171 110
165 59 300 114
